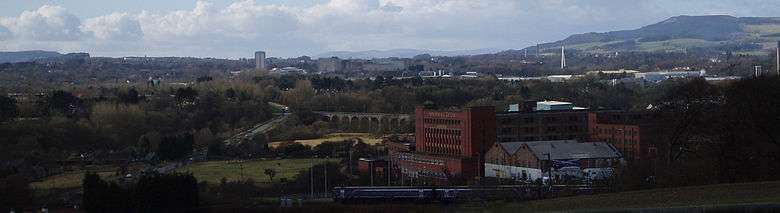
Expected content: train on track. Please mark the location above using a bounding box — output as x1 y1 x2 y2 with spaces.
332 185 606 203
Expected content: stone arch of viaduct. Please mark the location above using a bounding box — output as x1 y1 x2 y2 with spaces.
315 111 413 133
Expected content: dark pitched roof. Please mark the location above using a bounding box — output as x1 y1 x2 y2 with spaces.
499 140 572 154
499 140 621 160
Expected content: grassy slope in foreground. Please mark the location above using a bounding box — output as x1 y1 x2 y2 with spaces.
488 181 780 212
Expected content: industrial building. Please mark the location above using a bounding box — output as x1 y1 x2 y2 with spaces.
484 140 622 182
390 106 495 184
385 100 665 185
269 67 307 75
634 70 706 83
497 101 589 143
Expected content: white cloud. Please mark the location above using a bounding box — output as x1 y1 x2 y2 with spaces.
81 12 143 41
136 0 299 40
136 0 215 40
217 0 299 37
0 25 11 40
2 5 83 41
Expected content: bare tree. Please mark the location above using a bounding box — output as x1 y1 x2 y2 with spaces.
264 168 277 182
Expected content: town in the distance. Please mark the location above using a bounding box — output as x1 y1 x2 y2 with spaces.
2 14 780 213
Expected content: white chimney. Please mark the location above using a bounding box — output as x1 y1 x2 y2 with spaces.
561 44 566 69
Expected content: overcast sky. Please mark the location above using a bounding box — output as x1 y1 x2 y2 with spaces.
1 0 779 58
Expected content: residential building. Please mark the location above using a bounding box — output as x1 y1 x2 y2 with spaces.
255 51 266 70
318 57 342 73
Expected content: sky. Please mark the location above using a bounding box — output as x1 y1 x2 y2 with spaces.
1 0 779 58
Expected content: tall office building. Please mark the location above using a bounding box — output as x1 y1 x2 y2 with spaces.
255 51 266 70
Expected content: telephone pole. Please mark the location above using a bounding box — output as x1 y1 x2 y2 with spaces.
370 161 374 187
324 157 328 195
387 159 392 186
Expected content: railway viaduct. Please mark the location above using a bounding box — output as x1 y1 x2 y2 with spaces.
315 111 413 133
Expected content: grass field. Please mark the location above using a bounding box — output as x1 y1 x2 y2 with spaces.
30 171 115 190
483 181 780 212
177 158 341 185
269 133 382 148
30 164 123 190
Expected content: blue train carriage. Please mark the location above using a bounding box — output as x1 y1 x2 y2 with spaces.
332 187 462 203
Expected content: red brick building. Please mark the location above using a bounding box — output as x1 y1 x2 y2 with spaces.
588 111 664 162
496 110 589 143
391 106 495 184
415 106 496 157
357 158 387 175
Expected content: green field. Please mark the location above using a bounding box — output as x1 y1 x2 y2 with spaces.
30 171 115 190
177 158 341 185
30 158 339 190
30 164 124 190
483 181 780 212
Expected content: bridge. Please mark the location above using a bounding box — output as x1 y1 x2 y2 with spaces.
315 111 413 133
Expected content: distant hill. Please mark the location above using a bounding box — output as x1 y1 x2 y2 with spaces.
0 50 63 63
0 51 91 63
516 15 780 54
315 48 500 59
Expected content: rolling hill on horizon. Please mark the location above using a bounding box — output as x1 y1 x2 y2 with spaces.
512 15 780 55
314 48 500 59
0 50 63 63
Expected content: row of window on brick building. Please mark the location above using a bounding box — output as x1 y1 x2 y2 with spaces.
500 126 581 134
499 116 581 125
424 118 462 126
594 127 639 137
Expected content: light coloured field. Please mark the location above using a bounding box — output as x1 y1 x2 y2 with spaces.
637 38 719 52
268 133 382 148
177 158 341 185
569 40 628 50
744 24 780 36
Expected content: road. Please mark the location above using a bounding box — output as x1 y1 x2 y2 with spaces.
223 112 290 147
